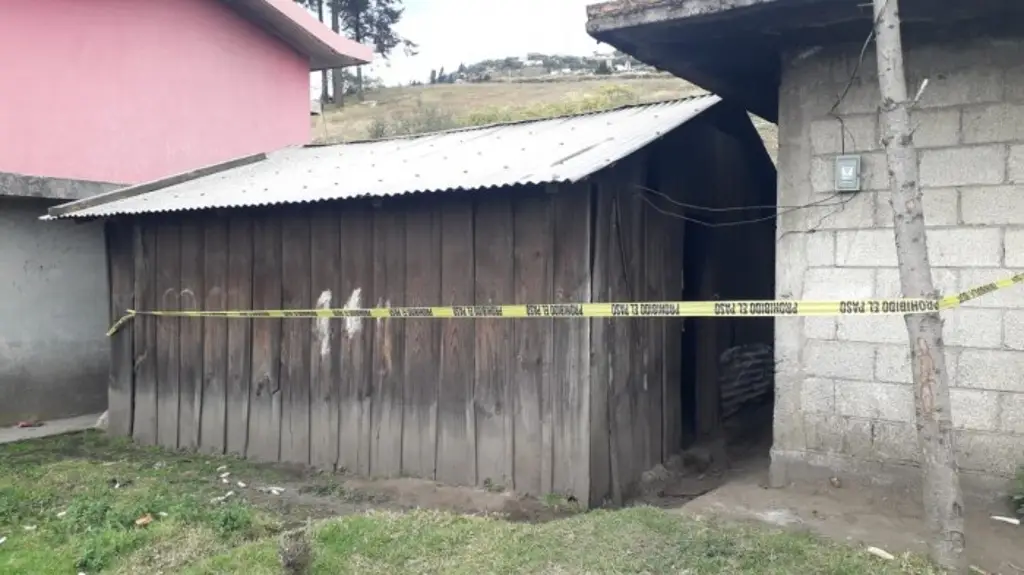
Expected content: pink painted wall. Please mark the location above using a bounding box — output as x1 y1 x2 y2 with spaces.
0 0 311 184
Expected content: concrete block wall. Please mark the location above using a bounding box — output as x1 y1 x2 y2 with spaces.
773 37 1024 497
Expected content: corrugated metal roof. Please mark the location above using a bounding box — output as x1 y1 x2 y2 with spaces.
51 95 721 219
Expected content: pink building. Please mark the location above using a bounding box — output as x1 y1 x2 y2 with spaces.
0 0 370 426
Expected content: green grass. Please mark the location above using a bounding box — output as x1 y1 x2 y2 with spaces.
0 432 933 574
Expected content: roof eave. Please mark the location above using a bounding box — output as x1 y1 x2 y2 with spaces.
226 0 373 70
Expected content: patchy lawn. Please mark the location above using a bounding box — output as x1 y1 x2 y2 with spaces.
0 432 935 574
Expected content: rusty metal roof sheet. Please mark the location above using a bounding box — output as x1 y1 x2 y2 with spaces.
49 95 721 219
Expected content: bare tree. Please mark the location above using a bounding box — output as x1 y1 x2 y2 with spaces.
871 0 966 571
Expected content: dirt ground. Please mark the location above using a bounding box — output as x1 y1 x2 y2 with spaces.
628 403 1022 574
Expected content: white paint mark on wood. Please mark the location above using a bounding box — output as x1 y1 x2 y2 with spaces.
315 290 332 357
344 288 362 338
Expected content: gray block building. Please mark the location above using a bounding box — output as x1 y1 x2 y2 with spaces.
588 0 1024 504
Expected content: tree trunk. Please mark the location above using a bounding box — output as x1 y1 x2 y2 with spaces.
330 1 344 106
316 0 330 104
871 0 967 571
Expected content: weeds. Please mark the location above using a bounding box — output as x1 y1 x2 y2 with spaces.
1012 465 1024 518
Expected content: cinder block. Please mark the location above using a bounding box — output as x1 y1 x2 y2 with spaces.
803 340 875 380
962 104 1024 144
841 417 920 462
875 267 959 299
912 67 1003 109
1006 230 1024 267
835 380 914 422
803 267 874 300
942 308 1004 349
961 186 1024 225
835 230 897 267
950 389 1001 431
1009 145 1024 184
1003 310 1024 349
875 343 959 385
958 269 1024 309
957 349 1024 392
955 431 1020 476
926 228 1002 267
801 377 836 413
919 146 1006 187
805 231 835 267
804 317 836 340
802 412 845 454
998 392 1024 433
874 188 959 227
803 190 876 229
910 108 961 148
837 315 907 344
811 153 888 194
810 114 878 155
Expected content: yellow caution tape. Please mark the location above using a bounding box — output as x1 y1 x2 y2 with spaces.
105 272 1024 337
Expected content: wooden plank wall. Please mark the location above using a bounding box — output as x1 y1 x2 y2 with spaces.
589 151 685 505
109 186 594 502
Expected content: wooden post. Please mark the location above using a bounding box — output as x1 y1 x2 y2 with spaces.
871 0 967 570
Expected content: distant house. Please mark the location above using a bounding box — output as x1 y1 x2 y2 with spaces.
588 0 1024 506
49 97 777 505
0 0 370 426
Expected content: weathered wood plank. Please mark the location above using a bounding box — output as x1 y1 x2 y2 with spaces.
201 217 229 454
106 221 135 438
248 215 283 462
643 191 665 470
402 200 441 479
337 205 374 475
656 165 685 460
132 222 158 446
178 220 204 450
512 191 553 496
370 206 405 477
280 211 312 465
436 197 476 486
589 184 612 505
473 195 514 491
226 216 253 456
310 212 340 470
627 173 651 476
551 183 591 502
155 220 181 449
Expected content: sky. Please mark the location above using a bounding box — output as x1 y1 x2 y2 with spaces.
310 0 607 94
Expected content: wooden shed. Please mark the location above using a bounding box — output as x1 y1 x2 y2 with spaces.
50 96 777 506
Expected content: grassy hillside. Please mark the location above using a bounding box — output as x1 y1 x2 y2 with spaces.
310 78 779 160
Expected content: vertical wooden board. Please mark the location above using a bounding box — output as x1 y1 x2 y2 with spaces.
178 221 204 450
337 206 374 475
106 221 135 438
226 216 254 456
512 192 553 496
659 179 684 459
248 216 283 462
402 201 441 479
155 221 181 449
551 184 591 501
628 176 651 474
370 206 405 477
132 222 158 445
643 198 665 468
310 212 340 470
280 212 312 465
201 217 229 454
436 198 476 486
608 189 636 501
588 185 612 505
473 196 514 490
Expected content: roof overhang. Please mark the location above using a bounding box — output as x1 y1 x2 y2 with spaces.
223 0 373 70
586 0 1024 123
1 171 122 202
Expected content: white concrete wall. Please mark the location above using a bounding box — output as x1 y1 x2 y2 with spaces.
773 38 1024 496
0 198 108 425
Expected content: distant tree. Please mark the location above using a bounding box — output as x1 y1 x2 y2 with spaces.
295 0 331 103
595 60 612 75
457 63 467 75
437 66 446 84
429 69 437 84
334 0 417 100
